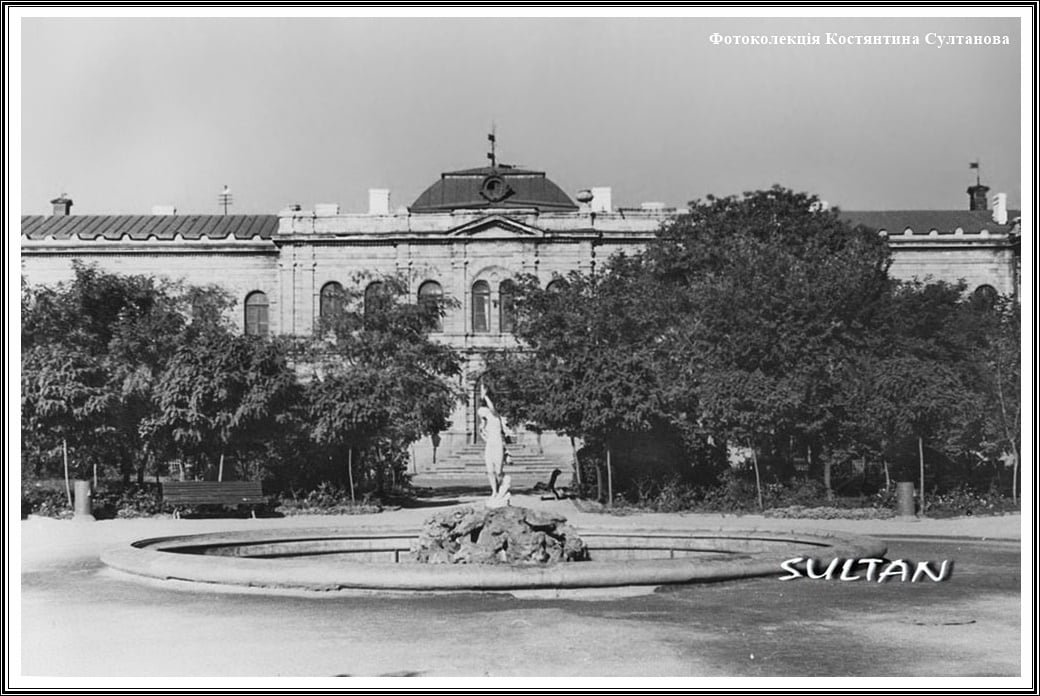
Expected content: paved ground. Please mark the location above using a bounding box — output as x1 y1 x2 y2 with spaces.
13 492 1028 686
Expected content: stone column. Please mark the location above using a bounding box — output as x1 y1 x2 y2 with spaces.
276 247 295 336
73 480 95 522
299 246 316 336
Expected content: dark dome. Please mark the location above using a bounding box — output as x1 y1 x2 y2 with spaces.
410 166 578 213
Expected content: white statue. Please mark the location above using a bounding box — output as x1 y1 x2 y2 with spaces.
478 384 513 507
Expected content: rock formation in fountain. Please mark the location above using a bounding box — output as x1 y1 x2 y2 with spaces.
411 506 589 565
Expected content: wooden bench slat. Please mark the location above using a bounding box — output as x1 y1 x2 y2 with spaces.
161 482 264 505
162 494 265 500
162 482 262 491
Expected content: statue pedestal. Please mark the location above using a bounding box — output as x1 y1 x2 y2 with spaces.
485 474 512 508
485 494 511 509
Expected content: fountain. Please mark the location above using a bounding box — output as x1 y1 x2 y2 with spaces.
100 508 886 596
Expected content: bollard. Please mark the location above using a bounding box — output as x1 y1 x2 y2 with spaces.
73 480 95 521
895 481 916 518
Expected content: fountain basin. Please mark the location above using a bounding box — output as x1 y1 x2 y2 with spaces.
101 526 887 594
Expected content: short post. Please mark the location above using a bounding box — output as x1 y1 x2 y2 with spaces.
73 480 95 522
895 481 916 518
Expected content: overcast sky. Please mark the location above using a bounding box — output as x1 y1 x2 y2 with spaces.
17 13 1025 215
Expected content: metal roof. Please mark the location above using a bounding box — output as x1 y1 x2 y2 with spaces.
841 210 1021 235
21 215 279 241
410 165 578 213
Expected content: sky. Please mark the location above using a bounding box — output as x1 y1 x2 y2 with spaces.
16 11 1026 215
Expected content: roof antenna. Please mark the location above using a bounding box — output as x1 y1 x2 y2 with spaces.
487 124 496 169
218 184 233 216
969 159 981 187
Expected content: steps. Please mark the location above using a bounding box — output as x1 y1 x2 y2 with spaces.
426 442 572 487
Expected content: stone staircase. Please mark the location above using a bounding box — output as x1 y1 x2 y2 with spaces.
427 442 572 488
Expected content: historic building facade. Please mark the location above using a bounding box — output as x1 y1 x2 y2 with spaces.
20 164 1022 476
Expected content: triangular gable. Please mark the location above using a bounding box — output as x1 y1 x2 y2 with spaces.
446 215 545 238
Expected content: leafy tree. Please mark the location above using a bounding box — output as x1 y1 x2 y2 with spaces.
21 263 234 485
973 295 1023 497
963 294 1021 500
300 276 462 497
838 279 1002 510
143 333 299 481
484 254 702 503
645 186 893 498
21 342 113 498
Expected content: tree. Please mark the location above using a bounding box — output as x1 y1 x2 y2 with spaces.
22 343 114 500
967 294 1021 500
484 254 700 503
839 280 993 510
144 333 299 481
21 263 234 485
645 186 893 497
301 275 462 495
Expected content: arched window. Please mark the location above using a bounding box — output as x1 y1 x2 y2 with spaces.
546 278 567 293
973 284 998 308
472 280 491 333
499 280 517 334
319 281 345 321
244 291 269 337
364 281 387 320
418 280 443 332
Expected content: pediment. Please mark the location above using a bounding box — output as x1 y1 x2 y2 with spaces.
446 215 545 239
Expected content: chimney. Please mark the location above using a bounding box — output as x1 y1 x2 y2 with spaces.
50 195 73 216
590 186 613 214
967 183 990 211
151 205 177 216
991 193 1008 224
576 189 594 213
368 189 390 215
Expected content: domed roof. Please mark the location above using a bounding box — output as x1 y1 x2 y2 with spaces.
410 165 578 213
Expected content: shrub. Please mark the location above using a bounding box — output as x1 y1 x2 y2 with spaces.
21 482 71 519
277 482 383 516
606 471 1018 518
629 476 697 512
91 483 167 519
695 469 764 512
924 484 1019 518
764 506 895 520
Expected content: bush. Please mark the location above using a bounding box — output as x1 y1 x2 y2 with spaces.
91 483 167 519
609 470 1018 518
277 482 383 516
629 476 697 512
764 506 895 520
924 484 1019 518
695 469 768 512
21 481 71 519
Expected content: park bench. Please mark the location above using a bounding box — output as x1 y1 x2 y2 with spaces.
161 481 265 519
533 468 573 500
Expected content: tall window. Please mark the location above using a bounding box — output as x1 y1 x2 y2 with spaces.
418 280 443 332
244 291 269 337
472 280 491 333
320 281 345 321
364 281 386 321
499 280 516 334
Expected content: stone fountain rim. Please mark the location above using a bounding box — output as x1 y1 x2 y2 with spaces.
100 525 888 593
